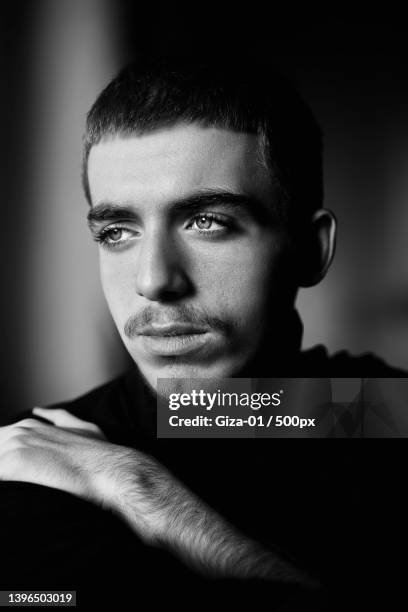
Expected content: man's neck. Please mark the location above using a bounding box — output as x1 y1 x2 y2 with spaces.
236 309 304 378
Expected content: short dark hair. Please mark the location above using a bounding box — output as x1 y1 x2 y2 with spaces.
83 57 323 224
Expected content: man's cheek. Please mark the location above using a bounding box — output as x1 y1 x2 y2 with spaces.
219 263 273 312
100 266 134 331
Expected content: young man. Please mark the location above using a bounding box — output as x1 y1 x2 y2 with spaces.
0 58 404 608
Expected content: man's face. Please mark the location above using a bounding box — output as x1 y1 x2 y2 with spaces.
87 123 296 389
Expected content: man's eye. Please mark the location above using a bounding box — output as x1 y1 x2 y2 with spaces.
195 215 213 230
106 228 124 242
94 226 136 249
187 213 231 234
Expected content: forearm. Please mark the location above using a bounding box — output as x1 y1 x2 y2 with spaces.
163 494 311 585
106 451 316 587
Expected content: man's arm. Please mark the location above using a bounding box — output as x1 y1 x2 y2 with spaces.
0 409 317 589
101 445 314 586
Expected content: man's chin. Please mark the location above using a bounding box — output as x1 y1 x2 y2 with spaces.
134 358 246 394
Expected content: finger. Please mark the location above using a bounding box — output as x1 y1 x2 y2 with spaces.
0 421 46 453
32 408 106 439
33 407 91 428
8 418 46 430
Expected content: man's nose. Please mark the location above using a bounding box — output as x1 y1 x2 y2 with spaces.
134 232 191 302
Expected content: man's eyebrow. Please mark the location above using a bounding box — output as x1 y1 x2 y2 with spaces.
87 190 270 229
87 204 138 230
169 191 266 216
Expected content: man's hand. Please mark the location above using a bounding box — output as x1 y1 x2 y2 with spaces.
0 409 191 545
0 409 127 505
0 409 317 588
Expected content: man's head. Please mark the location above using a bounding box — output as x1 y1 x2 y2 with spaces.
84 58 336 389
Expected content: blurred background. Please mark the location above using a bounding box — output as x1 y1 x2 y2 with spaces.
1 1 408 420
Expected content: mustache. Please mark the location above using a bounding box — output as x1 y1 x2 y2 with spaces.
124 305 229 339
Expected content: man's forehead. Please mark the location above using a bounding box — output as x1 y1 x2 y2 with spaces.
87 124 274 206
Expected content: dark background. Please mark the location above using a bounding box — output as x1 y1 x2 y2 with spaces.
1 1 408 421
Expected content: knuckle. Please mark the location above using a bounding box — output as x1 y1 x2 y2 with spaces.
3 445 30 463
8 432 25 446
0 427 40 452
16 418 40 428
9 426 30 439
5 431 32 449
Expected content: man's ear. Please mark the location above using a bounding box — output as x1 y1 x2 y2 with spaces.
298 209 337 288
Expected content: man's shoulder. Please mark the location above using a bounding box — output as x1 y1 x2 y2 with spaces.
300 345 407 376
9 370 142 444
51 373 129 414
50 370 145 443
10 369 153 444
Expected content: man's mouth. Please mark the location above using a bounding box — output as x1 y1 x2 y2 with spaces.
137 323 208 337
136 324 210 356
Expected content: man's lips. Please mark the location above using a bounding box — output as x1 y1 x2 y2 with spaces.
136 324 208 337
135 324 210 357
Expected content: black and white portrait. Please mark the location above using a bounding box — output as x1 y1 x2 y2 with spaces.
1 3 407 610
